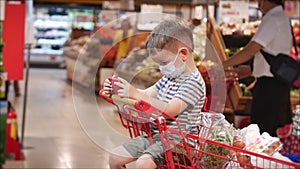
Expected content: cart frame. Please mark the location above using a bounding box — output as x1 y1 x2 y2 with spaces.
99 90 300 169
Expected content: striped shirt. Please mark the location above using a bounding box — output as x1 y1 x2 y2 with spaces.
155 70 206 135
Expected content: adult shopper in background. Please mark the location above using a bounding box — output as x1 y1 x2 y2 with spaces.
223 0 293 137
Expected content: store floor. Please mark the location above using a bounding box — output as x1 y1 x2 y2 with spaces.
2 68 134 169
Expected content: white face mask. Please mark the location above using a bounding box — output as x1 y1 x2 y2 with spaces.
159 53 186 78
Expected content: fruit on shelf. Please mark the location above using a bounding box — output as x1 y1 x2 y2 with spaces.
276 124 292 138
290 89 300 98
239 83 246 92
219 21 260 36
239 83 252 96
293 24 300 45
293 25 299 36
243 90 252 96
290 46 300 60
250 29 256 36
295 35 300 45
225 47 244 56
196 60 218 73
193 53 201 62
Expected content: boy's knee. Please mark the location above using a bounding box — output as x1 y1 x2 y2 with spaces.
109 153 121 167
109 146 135 168
136 154 157 169
109 152 130 169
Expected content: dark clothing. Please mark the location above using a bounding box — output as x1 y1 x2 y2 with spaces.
251 76 293 136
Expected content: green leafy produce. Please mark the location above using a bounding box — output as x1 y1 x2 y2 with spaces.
203 125 233 167
239 83 246 93
243 89 252 96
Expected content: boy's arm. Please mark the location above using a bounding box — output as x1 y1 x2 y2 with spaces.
137 85 157 98
115 78 188 117
133 90 188 117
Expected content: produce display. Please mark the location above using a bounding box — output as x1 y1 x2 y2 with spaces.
115 43 162 88
290 23 300 89
239 83 252 96
290 89 300 98
192 20 207 61
291 23 300 60
219 21 260 36
292 105 300 136
279 105 300 155
63 35 90 60
63 25 118 90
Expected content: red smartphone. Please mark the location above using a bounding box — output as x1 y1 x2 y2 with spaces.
108 77 121 94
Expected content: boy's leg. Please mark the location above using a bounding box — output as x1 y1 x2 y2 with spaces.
109 136 151 169
109 146 136 169
136 154 157 169
136 138 165 169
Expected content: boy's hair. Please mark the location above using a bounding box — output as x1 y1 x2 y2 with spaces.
145 19 194 54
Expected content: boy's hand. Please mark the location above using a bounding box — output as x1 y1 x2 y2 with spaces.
103 78 112 94
113 77 136 98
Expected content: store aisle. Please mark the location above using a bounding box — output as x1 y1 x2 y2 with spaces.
2 68 127 169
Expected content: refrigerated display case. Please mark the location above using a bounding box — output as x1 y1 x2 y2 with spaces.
31 12 71 65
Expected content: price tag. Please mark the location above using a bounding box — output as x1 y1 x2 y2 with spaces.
219 0 249 23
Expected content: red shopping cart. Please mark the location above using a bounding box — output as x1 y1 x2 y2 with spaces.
99 90 300 169
99 90 215 168
158 119 300 169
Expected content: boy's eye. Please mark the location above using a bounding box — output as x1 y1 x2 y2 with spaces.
160 61 169 66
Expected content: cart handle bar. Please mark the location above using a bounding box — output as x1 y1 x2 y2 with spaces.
99 89 149 111
99 89 177 121
99 90 114 104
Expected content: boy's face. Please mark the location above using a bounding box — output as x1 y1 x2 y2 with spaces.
150 48 187 78
150 48 186 67
151 50 177 66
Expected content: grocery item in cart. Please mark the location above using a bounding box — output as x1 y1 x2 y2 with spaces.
241 124 283 156
203 113 234 167
253 132 282 156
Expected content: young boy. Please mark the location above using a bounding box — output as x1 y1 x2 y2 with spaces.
103 19 206 169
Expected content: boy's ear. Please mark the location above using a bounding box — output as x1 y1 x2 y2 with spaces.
179 48 188 61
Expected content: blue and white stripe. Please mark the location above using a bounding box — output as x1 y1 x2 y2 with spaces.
155 70 206 135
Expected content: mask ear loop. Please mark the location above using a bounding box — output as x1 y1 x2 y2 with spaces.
171 52 180 64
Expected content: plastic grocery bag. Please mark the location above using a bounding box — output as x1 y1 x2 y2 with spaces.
251 152 295 169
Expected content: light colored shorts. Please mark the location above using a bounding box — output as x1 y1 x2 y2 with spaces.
122 134 166 166
122 133 192 167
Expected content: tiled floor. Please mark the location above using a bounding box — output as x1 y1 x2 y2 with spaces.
2 68 134 169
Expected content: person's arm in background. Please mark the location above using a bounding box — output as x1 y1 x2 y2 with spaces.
223 41 263 68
